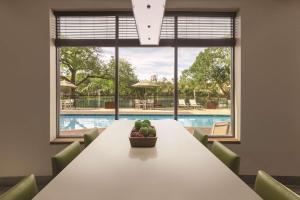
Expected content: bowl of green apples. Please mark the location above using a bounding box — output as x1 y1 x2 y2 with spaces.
129 120 157 147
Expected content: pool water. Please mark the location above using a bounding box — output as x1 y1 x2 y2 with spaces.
60 114 230 131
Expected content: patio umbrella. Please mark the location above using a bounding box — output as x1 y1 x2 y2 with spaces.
132 81 159 88
60 80 77 99
132 81 159 100
60 80 77 88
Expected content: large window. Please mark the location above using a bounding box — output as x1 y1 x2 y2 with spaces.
55 11 236 138
119 47 174 118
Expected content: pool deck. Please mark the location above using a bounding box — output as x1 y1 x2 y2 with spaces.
61 108 230 115
60 108 230 137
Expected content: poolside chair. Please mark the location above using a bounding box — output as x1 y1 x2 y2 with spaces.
254 170 300 200
84 128 100 147
146 99 154 110
189 99 202 109
0 174 38 200
179 99 188 108
211 122 231 135
211 141 240 175
52 141 81 176
193 129 208 147
134 99 143 109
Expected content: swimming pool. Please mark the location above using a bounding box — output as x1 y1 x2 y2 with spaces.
60 114 231 131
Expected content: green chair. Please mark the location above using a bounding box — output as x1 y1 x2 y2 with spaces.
84 128 100 147
52 141 81 176
0 174 38 200
254 170 300 200
193 129 208 147
211 141 240 174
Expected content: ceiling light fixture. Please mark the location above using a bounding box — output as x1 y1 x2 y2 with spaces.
131 0 166 45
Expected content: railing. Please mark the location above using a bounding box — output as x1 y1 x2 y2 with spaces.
60 95 230 109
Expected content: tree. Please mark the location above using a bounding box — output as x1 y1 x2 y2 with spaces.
179 48 231 99
60 47 138 97
106 57 138 96
60 47 112 98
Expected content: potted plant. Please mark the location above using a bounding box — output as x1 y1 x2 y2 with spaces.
206 99 218 109
129 120 157 147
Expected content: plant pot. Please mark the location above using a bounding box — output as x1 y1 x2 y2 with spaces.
206 102 217 109
129 137 157 147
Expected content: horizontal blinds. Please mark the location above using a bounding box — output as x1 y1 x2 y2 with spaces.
57 16 116 39
160 17 175 39
119 16 138 39
55 12 235 46
178 16 233 39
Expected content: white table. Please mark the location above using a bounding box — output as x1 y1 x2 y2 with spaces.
34 120 262 200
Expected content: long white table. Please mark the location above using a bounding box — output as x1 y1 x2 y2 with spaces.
34 120 262 200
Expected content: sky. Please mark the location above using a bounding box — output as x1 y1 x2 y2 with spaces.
101 47 205 80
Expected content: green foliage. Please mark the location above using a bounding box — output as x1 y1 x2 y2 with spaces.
60 47 138 96
135 120 142 131
148 127 156 137
179 48 231 100
141 122 149 128
142 120 151 126
60 47 230 103
139 127 149 137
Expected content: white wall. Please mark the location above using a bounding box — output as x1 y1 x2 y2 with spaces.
0 0 300 177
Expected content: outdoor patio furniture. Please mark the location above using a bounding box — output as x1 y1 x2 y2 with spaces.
146 99 154 110
134 99 144 109
189 99 202 109
179 99 188 108
211 121 231 135
61 99 74 110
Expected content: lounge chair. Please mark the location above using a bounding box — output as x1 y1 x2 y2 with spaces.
211 121 231 135
189 99 202 109
178 99 188 108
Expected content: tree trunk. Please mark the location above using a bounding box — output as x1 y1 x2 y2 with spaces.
70 70 77 107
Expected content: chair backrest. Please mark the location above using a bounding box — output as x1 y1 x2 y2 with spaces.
0 174 38 200
255 170 300 200
147 99 154 103
84 128 100 147
189 99 197 105
52 141 81 176
179 99 186 105
134 99 140 103
193 129 208 147
211 122 231 135
211 141 240 174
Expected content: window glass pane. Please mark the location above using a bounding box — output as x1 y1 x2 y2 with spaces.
178 47 232 136
59 47 115 137
119 47 174 120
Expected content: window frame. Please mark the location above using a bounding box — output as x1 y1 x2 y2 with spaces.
54 11 237 139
